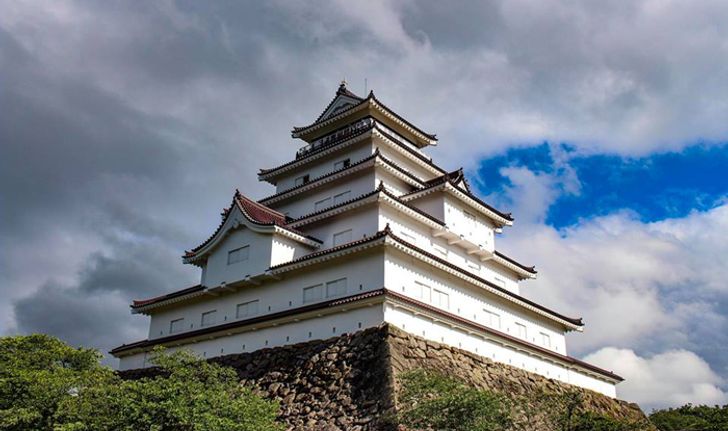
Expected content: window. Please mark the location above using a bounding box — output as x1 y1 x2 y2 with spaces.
236 300 259 319
515 323 527 339
333 190 351 205
294 174 310 186
303 284 323 303
314 197 331 211
333 229 352 246
432 242 448 258
334 158 351 170
414 281 431 302
493 277 506 289
464 210 476 225
227 245 249 265
432 289 449 309
485 310 501 329
467 260 480 271
398 230 416 243
169 318 184 334
326 278 347 298
201 310 217 327
540 332 551 348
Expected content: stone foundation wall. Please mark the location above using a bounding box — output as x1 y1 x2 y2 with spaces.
119 324 648 430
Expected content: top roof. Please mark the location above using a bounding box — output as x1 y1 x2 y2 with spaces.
292 83 437 146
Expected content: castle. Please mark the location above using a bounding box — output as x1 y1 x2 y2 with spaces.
111 83 621 397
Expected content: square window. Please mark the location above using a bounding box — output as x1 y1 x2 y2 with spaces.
433 289 449 309
333 229 352 246
227 245 249 265
294 174 310 186
540 332 551 348
333 190 351 205
201 310 217 327
169 318 184 334
236 300 259 319
314 197 331 211
303 284 323 304
398 230 416 243
515 323 527 339
334 159 351 170
414 281 431 302
485 310 501 329
326 278 347 298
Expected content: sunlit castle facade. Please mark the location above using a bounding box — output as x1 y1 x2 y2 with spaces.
112 83 622 397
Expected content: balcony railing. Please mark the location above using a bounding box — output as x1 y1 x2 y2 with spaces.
296 118 375 159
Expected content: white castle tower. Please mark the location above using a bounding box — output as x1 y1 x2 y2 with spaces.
112 83 622 396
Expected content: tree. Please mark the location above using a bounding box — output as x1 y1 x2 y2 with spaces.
0 335 283 431
396 369 512 431
0 334 112 430
649 404 728 431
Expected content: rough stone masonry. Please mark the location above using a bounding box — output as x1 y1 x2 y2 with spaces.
119 324 649 430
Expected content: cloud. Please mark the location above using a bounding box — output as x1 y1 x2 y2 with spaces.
584 348 728 410
1 0 728 410
490 162 728 407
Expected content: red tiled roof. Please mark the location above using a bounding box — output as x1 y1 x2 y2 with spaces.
236 192 288 225
184 191 321 259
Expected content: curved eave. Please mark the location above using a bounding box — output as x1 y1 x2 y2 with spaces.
402 182 513 228
258 151 426 206
183 205 321 265
287 188 445 231
267 229 583 331
292 96 437 147
259 125 376 181
384 292 622 383
382 234 582 331
493 251 537 279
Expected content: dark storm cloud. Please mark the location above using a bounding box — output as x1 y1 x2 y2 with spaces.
2 0 728 407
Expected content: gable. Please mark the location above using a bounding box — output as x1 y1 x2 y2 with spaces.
318 94 363 122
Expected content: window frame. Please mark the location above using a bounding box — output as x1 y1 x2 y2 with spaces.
302 284 323 304
200 310 217 327
169 318 185 334
332 229 353 246
236 299 260 319
227 245 250 265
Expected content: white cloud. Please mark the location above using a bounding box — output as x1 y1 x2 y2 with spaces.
584 348 728 410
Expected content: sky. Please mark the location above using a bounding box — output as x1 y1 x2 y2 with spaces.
1 0 728 411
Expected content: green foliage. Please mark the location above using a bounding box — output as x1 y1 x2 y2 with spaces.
539 389 650 431
0 334 112 431
397 369 512 431
649 404 728 431
0 336 283 431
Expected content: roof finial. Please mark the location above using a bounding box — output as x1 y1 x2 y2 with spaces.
340 78 347 89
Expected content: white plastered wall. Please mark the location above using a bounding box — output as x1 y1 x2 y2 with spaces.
378 205 520 294
123 305 384 371
270 171 375 219
201 228 273 288
383 249 567 355
382 304 617 397
274 140 375 193
148 250 385 340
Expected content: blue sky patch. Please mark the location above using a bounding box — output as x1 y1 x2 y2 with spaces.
476 143 728 228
